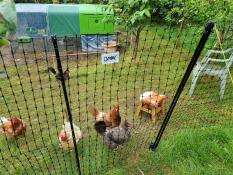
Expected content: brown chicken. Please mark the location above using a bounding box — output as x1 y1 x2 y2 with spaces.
0 117 26 137
48 67 69 81
88 105 121 134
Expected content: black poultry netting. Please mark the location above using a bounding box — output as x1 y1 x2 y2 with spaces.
0 21 233 175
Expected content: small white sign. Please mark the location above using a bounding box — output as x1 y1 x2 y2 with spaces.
101 52 119 64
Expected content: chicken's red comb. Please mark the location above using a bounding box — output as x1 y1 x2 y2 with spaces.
59 131 68 141
10 116 20 123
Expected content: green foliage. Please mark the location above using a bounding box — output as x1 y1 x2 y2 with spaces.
106 0 154 32
0 0 16 36
0 0 16 46
106 0 233 32
185 0 233 23
154 0 184 23
155 0 233 24
12 0 233 26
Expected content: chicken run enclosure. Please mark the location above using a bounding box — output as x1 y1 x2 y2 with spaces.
0 21 233 174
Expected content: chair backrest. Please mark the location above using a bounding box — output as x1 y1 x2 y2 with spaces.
226 51 233 68
203 48 233 69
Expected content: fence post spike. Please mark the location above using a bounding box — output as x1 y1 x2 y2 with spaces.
149 21 215 151
51 35 82 175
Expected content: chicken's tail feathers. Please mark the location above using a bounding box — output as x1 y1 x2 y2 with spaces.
63 108 70 122
76 129 82 140
0 118 8 126
121 120 132 129
48 67 56 75
63 68 69 80
88 105 99 117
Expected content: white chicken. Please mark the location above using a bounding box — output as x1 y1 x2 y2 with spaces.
59 121 82 150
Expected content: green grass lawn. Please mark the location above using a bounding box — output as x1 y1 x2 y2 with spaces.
0 23 232 174
115 126 233 175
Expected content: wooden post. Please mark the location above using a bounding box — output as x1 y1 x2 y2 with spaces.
175 19 185 49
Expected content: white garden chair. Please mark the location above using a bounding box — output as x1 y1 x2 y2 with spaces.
189 47 233 100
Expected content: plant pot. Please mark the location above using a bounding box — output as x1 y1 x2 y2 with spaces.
102 41 118 53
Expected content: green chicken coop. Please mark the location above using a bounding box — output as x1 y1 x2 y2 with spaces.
16 4 114 37
48 4 114 37
16 4 115 51
78 4 114 35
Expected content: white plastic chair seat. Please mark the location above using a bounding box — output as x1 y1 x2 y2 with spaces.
194 63 227 77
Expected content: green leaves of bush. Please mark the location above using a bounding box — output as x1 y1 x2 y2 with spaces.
0 0 16 46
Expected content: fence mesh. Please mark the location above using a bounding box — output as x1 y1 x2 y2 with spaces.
0 21 233 174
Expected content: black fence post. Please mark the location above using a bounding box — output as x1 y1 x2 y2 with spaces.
51 36 82 175
149 21 215 151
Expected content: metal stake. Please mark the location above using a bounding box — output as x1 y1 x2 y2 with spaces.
150 21 215 151
51 36 82 175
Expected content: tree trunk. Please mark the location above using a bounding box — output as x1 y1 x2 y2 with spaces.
129 33 133 57
175 19 185 49
132 30 141 60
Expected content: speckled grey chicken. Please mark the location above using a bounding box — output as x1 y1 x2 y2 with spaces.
103 120 131 149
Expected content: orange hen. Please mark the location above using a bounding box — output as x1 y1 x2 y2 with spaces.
0 117 26 137
88 105 121 128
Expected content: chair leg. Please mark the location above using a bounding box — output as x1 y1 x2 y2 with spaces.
189 71 200 96
151 108 157 124
160 107 164 118
220 74 227 100
160 102 165 117
136 102 142 118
